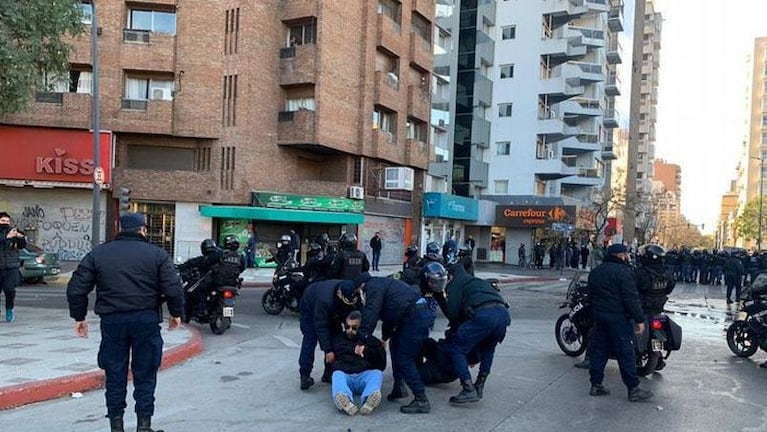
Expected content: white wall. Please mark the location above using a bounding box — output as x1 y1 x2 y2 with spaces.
174 202 213 263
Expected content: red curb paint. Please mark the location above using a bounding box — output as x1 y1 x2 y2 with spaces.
0 326 204 410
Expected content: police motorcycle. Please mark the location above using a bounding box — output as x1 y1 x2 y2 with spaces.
554 271 591 357
262 255 305 315
726 271 767 358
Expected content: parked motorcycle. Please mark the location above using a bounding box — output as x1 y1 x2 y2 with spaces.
554 271 591 357
726 272 767 358
177 265 240 335
635 313 683 376
262 258 305 315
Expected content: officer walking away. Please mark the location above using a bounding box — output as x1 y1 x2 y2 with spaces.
724 251 745 304
0 212 25 322
328 233 370 280
369 232 383 272
67 212 184 432
587 243 653 402
442 264 510 404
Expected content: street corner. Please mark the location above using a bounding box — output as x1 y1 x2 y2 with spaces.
160 324 205 370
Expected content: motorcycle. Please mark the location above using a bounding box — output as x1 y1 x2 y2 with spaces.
554 271 591 357
726 272 767 358
262 258 305 315
177 265 240 335
634 313 682 376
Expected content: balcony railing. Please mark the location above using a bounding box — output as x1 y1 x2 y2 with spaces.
121 98 148 110
35 92 64 104
569 26 604 41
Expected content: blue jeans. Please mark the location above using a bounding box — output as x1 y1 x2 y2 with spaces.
448 306 510 382
371 250 381 270
331 370 383 404
588 311 639 389
98 310 163 418
390 305 433 396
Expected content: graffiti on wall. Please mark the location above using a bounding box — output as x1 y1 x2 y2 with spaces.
360 216 405 267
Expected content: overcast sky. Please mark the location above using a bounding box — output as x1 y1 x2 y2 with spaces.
653 0 767 233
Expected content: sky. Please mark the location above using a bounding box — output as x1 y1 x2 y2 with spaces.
653 0 767 233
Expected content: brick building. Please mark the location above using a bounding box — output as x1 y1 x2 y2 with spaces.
0 0 433 264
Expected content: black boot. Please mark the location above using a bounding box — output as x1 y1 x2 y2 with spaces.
400 393 430 414
321 365 333 383
474 372 489 399
137 415 164 432
300 375 315 390
109 416 124 432
449 380 479 404
628 386 653 402
387 379 409 401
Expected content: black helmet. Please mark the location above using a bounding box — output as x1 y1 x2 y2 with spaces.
307 242 323 258
317 233 330 247
639 244 666 266
200 239 218 255
426 241 440 256
421 262 448 294
339 233 357 250
280 234 291 244
326 243 339 255
405 245 419 258
223 235 240 251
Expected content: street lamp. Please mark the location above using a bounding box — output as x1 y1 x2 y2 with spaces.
751 156 764 251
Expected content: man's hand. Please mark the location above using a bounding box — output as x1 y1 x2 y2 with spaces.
635 322 645 335
168 316 181 330
75 320 89 338
325 352 335 364
6 228 18 239
354 344 366 358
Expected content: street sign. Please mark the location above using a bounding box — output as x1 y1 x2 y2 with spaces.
93 167 105 186
552 222 575 232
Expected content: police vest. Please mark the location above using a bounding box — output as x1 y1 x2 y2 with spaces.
214 251 241 286
341 250 365 280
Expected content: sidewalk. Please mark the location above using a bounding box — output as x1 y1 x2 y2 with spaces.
0 307 203 410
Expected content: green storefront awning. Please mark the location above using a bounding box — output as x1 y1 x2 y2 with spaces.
199 205 364 224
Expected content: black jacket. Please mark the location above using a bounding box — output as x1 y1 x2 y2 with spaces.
67 232 184 321
0 226 26 270
587 255 643 322
331 333 386 374
328 249 370 280
444 265 506 324
369 236 382 252
635 263 674 315
300 279 357 353
359 277 420 342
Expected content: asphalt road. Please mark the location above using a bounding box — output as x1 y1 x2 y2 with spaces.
5 279 767 432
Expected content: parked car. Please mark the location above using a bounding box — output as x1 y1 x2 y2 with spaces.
19 244 61 283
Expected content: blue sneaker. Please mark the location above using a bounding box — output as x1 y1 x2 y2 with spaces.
5 309 14 322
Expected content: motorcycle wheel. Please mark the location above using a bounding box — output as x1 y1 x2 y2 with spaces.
209 310 231 335
637 351 661 376
286 296 300 313
726 321 759 357
262 289 285 315
555 314 586 357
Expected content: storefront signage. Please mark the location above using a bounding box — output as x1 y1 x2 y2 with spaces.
252 191 364 213
0 125 112 185
495 205 576 228
423 192 478 221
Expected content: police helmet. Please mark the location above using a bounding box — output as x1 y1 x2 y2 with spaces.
639 244 666 266
326 243 339 255
339 233 358 250
200 239 218 255
420 261 448 294
280 234 291 244
317 233 330 247
223 235 240 251
426 241 440 256
405 245 419 258
307 242 323 258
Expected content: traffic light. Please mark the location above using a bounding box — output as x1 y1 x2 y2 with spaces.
118 187 131 213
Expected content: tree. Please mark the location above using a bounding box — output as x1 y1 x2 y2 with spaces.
735 197 767 243
0 1 84 115
585 187 623 244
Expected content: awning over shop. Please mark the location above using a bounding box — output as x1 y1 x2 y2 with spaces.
199 205 364 224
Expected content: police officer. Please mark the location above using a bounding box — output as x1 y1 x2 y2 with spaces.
353 272 435 414
215 235 245 286
67 212 184 432
724 251 746 304
0 211 25 322
635 244 675 316
587 243 653 402
272 234 294 266
441 263 509 404
298 279 359 390
328 233 370 280
291 243 328 298
176 239 223 318
454 244 475 276
403 245 419 272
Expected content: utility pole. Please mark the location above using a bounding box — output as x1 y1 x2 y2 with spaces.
90 1 101 249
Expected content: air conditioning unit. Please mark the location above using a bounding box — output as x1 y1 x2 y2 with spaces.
150 87 172 101
348 186 365 200
384 167 414 191
547 149 555 159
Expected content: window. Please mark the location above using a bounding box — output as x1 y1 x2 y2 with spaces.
287 18 317 46
39 71 70 93
377 0 401 24
500 64 514 79
494 180 509 194
762 115 767 127
501 25 516 40
285 97 315 111
498 103 513 117
80 2 93 24
406 118 427 141
373 107 397 137
129 8 176 35
222 74 238 126
496 141 510 155
125 77 174 100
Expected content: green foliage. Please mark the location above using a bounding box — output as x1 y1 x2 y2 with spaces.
0 0 85 114
735 198 767 242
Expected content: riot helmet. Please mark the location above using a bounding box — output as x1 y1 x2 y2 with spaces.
405 245 419 258
339 233 358 250
200 239 218 255
307 242 323 258
223 235 240 251
639 244 666 266
317 233 330 247
420 262 448 294
279 234 291 247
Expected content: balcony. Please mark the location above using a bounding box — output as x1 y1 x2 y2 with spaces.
412 0 436 21
121 31 175 72
374 71 402 110
559 97 601 118
606 36 622 64
569 26 605 48
277 109 317 149
279 0 318 21
469 158 489 187
608 0 624 32
539 77 584 104
405 138 429 169
541 27 587 59
605 72 621 96
428 160 451 178
472 116 491 149
603 107 619 129
372 129 405 165
565 61 604 84
279 44 317 86
562 167 602 186
409 33 432 70
559 136 600 154
113 99 173 134
534 158 579 180
474 74 493 108
476 35 495 66
377 13 404 56
407 85 431 122
602 146 618 160
478 0 497 26
542 0 588 18
3 92 91 129
584 0 609 13
537 116 579 142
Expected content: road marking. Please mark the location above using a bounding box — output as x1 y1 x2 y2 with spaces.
272 335 299 348
230 323 250 329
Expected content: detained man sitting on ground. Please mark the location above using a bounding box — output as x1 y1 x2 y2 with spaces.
331 310 387 415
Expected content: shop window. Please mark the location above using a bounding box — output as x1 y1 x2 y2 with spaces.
132 202 175 256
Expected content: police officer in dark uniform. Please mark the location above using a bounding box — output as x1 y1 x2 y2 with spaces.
353 272 436 414
291 243 328 298
67 213 184 432
298 279 359 390
587 243 653 402
272 234 294 266
454 244 475 276
724 251 746 304
214 235 245 287
328 233 370 280
176 239 223 318
634 244 675 370
403 245 419 271
441 263 509 404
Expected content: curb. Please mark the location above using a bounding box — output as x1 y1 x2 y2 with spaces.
0 326 204 410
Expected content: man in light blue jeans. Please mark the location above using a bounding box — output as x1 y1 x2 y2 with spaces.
330 311 387 415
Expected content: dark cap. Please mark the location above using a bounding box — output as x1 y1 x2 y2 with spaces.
119 212 146 231
606 243 628 255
